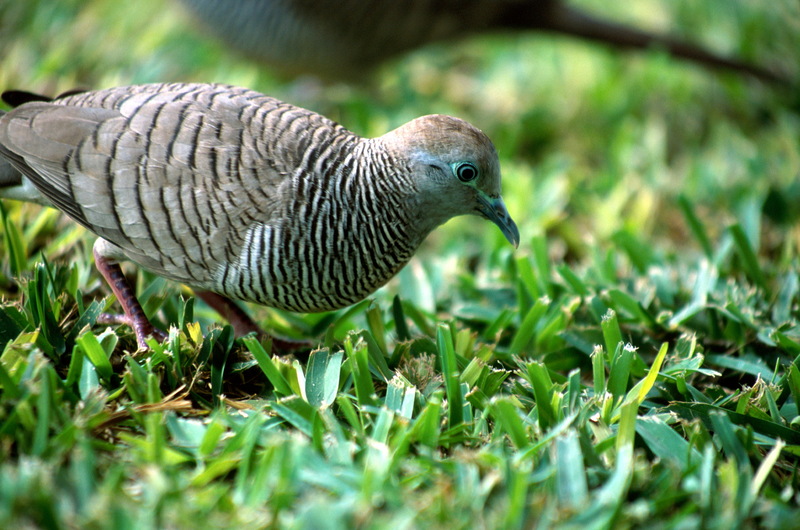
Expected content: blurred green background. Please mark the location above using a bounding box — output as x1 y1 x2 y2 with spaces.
1 1 800 528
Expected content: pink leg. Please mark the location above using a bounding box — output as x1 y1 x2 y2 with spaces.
194 290 313 352
194 290 263 336
93 247 166 349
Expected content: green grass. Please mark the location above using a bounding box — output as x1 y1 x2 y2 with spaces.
1 0 800 527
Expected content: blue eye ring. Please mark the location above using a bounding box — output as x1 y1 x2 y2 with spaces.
455 162 478 182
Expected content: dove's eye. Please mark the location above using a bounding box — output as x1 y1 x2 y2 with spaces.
455 162 478 182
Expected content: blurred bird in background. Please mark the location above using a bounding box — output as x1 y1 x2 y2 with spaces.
179 0 784 83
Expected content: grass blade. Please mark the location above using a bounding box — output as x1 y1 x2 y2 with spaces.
243 336 293 397
728 223 767 291
526 361 556 430
345 336 377 408
437 324 464 427
76 331 112 382
509 296 549 355
607 343 634 399
677 195 713 258
627 342 668 405
490 397 529 449
305 349 343 408
555 429 588 510
601 309 622 363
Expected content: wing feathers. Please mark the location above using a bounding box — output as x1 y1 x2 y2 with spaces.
0 84 290 288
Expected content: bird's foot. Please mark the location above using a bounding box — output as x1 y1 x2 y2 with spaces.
93 244 167 350
96 312 168 348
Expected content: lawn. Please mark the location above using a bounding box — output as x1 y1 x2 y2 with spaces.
1 1 799 528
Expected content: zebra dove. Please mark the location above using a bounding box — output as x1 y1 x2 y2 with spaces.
180 0 783 83
0 83 519 349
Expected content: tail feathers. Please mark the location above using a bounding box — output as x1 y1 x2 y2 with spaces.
1 89 84 206
1 88 86 108
0 110 49 205
0 110 20 188
2 90 52 107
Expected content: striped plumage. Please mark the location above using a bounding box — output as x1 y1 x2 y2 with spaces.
0 82 518 347
179 0 782 83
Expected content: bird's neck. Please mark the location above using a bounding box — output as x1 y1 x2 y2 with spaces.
357 139 441 244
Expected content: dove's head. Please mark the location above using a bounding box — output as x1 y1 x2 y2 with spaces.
378 114 519 248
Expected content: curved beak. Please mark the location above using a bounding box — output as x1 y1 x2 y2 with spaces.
477 194 520 248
